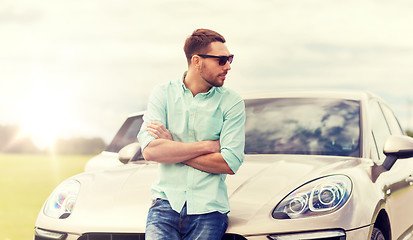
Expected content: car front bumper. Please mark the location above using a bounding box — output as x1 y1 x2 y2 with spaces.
35 225 372 240
238 225 371 240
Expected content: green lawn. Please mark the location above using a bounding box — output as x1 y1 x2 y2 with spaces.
0 153 91 240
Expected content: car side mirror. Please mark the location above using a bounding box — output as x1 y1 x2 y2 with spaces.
382 135 413 170
118 142 142 164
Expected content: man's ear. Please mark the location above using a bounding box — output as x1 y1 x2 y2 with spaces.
191 55 201 69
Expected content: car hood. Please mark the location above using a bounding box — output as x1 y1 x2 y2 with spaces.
226 154 367 234
37 154 369 234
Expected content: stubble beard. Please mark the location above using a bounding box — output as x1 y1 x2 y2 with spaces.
200 65 226 88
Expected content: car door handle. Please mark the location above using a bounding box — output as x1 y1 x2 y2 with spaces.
406 175 413 183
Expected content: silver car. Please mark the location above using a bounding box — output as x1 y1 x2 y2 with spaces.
34 90 413 240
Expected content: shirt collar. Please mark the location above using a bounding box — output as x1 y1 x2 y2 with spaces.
180 71 221 96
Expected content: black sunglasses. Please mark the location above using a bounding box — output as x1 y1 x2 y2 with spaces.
197 54 234 66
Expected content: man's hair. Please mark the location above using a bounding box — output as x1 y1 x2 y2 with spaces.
184 29 226 65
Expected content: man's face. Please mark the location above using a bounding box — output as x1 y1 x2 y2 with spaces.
199 42 232 88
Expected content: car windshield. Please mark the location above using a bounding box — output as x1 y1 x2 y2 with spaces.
244 98 361 157
105 115 143 153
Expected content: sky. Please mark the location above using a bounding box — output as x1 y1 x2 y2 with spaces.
1 0 413 148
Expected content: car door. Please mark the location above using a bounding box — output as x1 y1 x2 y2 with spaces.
370 100 413 238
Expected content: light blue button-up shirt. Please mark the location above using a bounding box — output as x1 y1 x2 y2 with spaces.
137 76 245 214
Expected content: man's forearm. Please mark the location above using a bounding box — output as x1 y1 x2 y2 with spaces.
183 152 234 175
142 139 219 164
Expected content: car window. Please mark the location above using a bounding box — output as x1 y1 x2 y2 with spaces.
369 101 391 161
380 103 404 135
245 98 361 157
105 115 143 153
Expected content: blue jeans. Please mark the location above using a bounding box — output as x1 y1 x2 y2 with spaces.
145 199 228 240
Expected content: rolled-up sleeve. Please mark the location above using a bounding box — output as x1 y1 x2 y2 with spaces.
137 84 167 151
220 98 246 174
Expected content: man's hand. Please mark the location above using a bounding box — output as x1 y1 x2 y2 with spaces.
146 122 173 141
208 140 221 153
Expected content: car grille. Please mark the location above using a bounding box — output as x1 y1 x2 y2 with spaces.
77 233 145 240
35 237 65 240
222 234 248 240
75 233 245 240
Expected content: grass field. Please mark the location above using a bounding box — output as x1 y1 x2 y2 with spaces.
0 153 92 240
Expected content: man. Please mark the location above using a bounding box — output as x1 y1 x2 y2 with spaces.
137 29 245 240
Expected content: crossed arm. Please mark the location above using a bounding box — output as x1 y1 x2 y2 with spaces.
142 122 234 175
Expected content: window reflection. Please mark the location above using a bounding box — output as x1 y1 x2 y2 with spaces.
245 98 360 157
105 116 143 153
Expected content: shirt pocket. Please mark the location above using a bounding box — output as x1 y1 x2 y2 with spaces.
195 116 223 141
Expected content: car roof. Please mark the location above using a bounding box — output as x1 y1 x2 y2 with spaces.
241 89 375 101
127 111 145 118
128 90 381 118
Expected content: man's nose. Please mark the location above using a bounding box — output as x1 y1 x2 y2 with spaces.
224 61 231 70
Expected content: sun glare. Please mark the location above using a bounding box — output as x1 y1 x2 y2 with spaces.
17 87 71 149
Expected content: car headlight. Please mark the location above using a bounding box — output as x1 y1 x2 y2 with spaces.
44 179 80 219
272 175 352 219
